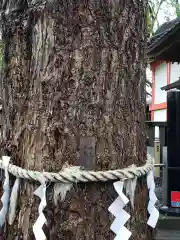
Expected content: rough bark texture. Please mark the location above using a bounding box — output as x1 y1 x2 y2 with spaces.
0 0 153 239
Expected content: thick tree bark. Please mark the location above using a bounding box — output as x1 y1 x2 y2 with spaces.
0 0 153 239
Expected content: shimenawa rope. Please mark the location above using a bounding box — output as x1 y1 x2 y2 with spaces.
0 153 154 183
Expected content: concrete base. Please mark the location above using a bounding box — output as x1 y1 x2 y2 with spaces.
156 214 180 239
157 214 180 230
160 206 180 217
156 230 180 240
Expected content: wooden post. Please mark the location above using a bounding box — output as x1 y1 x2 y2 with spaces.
154 126 160 177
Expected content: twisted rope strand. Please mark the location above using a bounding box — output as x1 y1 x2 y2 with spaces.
0 153 154 183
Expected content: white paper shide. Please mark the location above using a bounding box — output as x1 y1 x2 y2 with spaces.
147 169 159 228
0 156 10 226
8 177 20 225
33 177 47 240
108 181 132 240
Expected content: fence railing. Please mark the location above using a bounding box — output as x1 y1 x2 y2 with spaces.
146 121 167 207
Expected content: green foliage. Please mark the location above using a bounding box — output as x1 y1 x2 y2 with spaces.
146 7 153 36
147 0 166 36
169 0 180 17
147 0 180 36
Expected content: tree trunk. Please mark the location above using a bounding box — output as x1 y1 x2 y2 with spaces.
0 0 153 239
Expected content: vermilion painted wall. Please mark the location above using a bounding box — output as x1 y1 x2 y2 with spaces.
150 61 171 121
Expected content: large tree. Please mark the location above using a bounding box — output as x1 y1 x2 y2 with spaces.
0 0 152 239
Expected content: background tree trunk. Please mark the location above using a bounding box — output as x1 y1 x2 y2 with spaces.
0 0 153 239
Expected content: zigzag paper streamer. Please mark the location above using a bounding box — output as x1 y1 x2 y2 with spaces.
108 181 132 240
33 176 47 240
8 178 20 225
0 156 10 226
125 177 137 209
147 169 159 228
